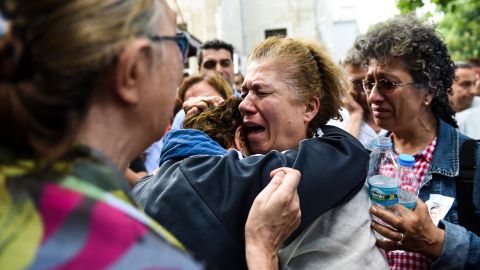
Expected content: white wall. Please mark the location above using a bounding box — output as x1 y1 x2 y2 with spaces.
176 0 363 72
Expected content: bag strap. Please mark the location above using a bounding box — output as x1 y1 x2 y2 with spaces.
455 139 479 235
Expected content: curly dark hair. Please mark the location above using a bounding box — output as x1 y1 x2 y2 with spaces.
342 46 364 67
355 14 457 128
183 97 244 149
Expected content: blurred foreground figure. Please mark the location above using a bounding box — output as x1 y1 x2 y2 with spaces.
0 0 303 269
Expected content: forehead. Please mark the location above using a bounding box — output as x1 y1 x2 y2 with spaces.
185 81 219 97
202 49 232 61
156 0 176 34
367 58 411 78
344 64 367 79
456 68 476 80
245 59 281 80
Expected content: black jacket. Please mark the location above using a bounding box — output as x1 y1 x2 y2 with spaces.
133 126 369 269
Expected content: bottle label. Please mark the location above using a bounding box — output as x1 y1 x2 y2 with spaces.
368 182 398 207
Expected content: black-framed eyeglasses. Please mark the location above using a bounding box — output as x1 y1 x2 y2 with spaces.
362 79 419 95
148 32 189 63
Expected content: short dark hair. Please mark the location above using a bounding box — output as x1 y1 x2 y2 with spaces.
355 14 457 128
198 39 234 67
467 58 480 67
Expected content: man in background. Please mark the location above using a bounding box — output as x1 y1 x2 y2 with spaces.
453 62 480 139
198 39 240 96
328 46 386 148
450 62 477 113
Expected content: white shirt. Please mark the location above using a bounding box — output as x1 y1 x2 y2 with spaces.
278 185 389 270
328 108 387 147
456 106 480 139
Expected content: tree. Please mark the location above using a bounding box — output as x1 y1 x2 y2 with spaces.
396 0 480 61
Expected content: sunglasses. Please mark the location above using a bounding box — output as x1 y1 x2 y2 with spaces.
148 32 189 63
202 59 232 70
362 79 418 95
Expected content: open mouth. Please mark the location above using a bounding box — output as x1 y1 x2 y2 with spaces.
245 125 265 134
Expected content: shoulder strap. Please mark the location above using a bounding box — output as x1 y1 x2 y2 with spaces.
456 139 479 235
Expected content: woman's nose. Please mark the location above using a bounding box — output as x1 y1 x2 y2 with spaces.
239 94 256 115
367 84 385 104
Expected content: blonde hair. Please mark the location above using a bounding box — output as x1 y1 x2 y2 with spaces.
177 72 233 102
248 36 346 133
26 0 160 72
0 0 162 156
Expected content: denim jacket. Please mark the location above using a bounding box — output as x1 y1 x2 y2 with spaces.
416 119 479 269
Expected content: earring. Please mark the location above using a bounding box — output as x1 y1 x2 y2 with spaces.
424 101 429 106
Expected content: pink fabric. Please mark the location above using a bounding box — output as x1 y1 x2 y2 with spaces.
383 138 437 270
379 138 436 185
55 201 148 270
388 251 431 270
40 183 84 242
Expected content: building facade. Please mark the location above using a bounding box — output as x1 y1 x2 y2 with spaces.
175 0 362 74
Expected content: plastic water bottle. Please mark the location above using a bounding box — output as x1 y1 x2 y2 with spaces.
397 154 419 209
367 137 399 207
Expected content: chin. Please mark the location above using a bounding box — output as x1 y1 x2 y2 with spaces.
249 145 269 155
373 118 391 130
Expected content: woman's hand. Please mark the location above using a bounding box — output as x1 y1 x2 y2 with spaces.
182 96 224 117
344 92 364 139
370 198 445 259
245 167 302 270
124 168 147 188
345 91 364 116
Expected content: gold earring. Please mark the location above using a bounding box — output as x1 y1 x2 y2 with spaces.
424 101 429 106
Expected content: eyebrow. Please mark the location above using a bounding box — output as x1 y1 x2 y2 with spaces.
204 58 231 62
367 71 401 81
244 81 271 91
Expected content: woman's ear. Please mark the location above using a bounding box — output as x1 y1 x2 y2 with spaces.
423 94 433 106
234 126 250 156
304 97 320 122
114 38 151 105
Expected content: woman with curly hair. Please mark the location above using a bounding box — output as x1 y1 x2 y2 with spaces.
355 14 480 269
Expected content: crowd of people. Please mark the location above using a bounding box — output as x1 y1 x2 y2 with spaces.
0 0 479 270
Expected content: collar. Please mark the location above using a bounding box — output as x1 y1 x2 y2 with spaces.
0 144 135 204
428 119 460 177
413 137 436 163
160 129 227 165
382 119 460 178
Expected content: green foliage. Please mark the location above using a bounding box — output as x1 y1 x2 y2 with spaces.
395 0 480 60
396 0 424 14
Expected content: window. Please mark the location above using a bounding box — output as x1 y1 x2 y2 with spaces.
265 28 287 39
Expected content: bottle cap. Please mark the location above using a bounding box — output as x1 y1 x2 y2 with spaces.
374 137 392 148
398 154 415 167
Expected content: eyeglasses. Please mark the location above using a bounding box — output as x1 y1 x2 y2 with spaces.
350 79 365 93
362 79 419 95
148 32 189 63
202 59 232 70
